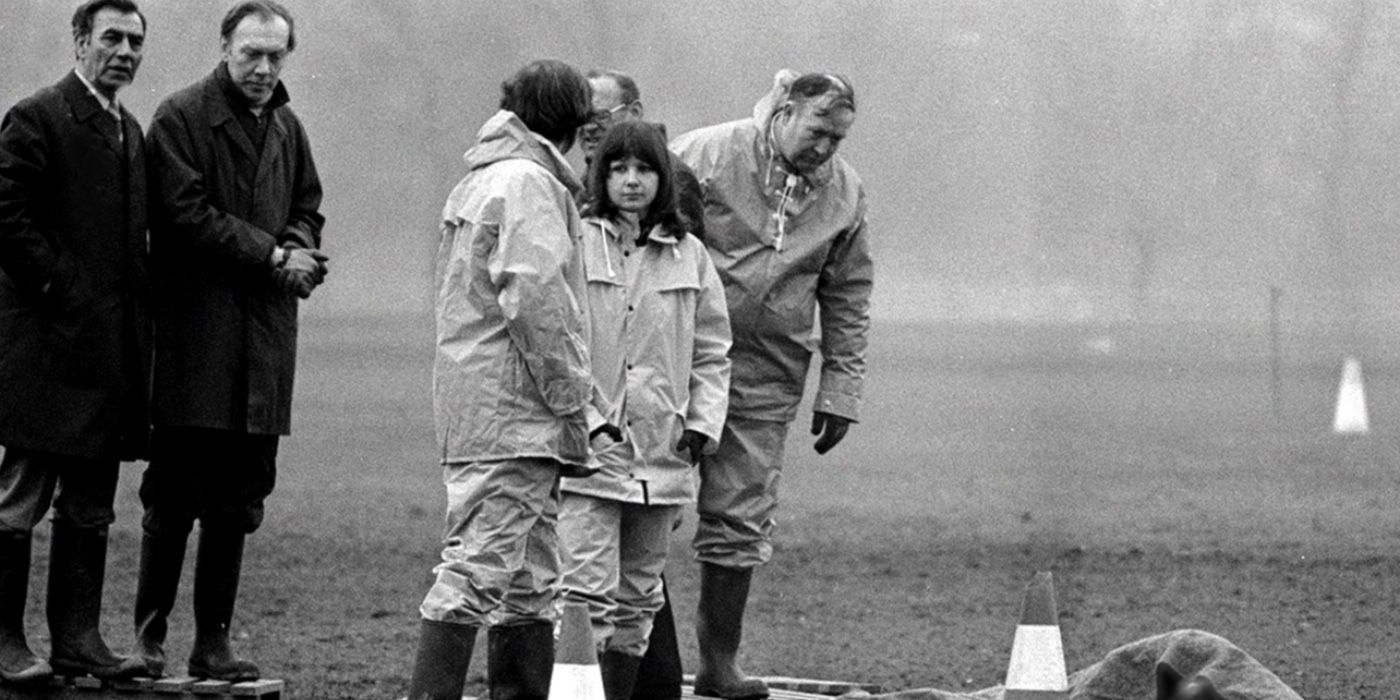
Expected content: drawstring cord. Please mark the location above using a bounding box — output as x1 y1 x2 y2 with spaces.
765 117 798 252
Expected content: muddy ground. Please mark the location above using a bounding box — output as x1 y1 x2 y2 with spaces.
17 317 1398 699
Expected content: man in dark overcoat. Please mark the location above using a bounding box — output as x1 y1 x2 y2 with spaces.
0 0 153 685
136 0 326 682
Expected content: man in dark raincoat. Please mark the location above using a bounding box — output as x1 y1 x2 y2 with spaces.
0 0 153 685
137 0 327 682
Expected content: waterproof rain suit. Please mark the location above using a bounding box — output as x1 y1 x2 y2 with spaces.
433 110 593 470
562 217 731 505
671 101 872 424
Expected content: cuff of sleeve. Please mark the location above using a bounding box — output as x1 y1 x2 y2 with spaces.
278 227 316 250
814 388 860 422
685 420 723 455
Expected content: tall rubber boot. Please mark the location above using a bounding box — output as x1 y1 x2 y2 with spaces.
693 563 767 700
406 619 476 700
600 651 642 700
187 528 259 681
0 531 51 685
631 575 681 700
487 621 554 700
46 524 146 679
133 529 189 677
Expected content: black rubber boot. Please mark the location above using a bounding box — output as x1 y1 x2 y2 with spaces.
600 650 643 700
693 563 767 700
0 531 52 685
46 524 147 679
487 621 554 700
631 576 681 700
407 619 477 700
133 529 189 677
187 528 259 681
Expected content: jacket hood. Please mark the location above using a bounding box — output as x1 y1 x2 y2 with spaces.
463 110 581 194
588 216 683 247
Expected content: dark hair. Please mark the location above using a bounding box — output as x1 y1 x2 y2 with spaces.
585 69 641 105
788 72 856 114
72 0 145 39
584 121 684 244
220 0 296 52
500 60 592 146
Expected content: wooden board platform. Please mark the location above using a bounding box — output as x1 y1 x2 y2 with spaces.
683 674 883 697
0 676 283 700
683 686 837 700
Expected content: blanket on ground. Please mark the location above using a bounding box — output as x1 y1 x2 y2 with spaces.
842 629 1302 700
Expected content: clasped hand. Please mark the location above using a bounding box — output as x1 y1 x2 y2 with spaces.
274 247 330 299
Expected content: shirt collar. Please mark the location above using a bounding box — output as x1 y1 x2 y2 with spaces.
72 68 120 117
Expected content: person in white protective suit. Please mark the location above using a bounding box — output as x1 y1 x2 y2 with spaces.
671 71 873 700
406 60 620 700
557 120 732 700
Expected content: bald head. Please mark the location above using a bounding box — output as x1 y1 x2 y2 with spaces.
581 70 644 163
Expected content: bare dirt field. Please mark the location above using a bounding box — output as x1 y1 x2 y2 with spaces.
19 314 1398 699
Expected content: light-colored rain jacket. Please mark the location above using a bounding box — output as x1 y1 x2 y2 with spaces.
434 110 593 470
562 217 731 505
672 97 873 423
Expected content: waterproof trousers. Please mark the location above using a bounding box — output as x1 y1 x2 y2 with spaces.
558 493 678 656
420 458 562 626
693 417 790 569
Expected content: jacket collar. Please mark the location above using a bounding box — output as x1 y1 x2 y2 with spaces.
464 110 582 195
592 216 680 247
200 64 289 163
57 71 124 154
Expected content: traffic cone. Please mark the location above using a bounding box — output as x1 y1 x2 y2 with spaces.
1003 571 1068 700
1332 357 1369 435
549 602 604 700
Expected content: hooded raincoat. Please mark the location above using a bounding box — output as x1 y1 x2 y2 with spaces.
434 110 593 470
671 97 872 423
561 217 731 505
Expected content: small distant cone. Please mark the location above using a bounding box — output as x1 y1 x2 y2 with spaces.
1332 357 1369 435
1003 571 1069 700
549 602 604 700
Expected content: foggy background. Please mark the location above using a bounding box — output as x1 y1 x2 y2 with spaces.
5 0 1400 346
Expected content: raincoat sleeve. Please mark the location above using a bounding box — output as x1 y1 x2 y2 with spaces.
486 168 592 419
686 247 732 449
0 101 68 297
814 198 873 422
146 103 279 278
276 117 325 250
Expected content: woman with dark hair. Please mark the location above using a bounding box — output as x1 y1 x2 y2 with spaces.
558 121 732 700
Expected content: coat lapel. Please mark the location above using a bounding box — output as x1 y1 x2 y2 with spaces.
202 73 258 163
255 115 286 187
58 72 122 156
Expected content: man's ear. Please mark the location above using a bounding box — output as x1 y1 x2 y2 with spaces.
628 100 644 120
1155 661 1183 700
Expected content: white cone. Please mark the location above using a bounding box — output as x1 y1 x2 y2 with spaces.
1332 357 1369 435
549 603 604 700
1004 572 1068 700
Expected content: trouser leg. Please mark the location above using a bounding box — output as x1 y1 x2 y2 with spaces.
609 504 678 657
558 493 620 650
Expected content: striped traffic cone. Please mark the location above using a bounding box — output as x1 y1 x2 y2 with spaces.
549 602 604 700
1003 571 1068 700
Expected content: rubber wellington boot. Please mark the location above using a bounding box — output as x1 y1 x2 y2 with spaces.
133 529 190 677
487 621 554 700
46 524 147 679
600 650 643 700
631 577 681 700
0 531 52 685
693 563 767 700
406 619 476 700
187 528 259 681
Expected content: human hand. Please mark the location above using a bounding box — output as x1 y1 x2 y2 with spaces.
675 429 708 465
274 267 318 298
811 411 852 455
285 247 329 284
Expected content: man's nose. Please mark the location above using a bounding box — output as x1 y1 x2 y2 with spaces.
253 57 272 74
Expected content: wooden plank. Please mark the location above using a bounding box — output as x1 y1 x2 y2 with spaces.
229 680 283 698
152 677 197 694
107 678 156 693
684 685 835 700
683 674 883 697
189 680 230 695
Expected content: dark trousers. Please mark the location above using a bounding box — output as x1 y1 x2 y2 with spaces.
0 446 119 532
141 427 278 536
